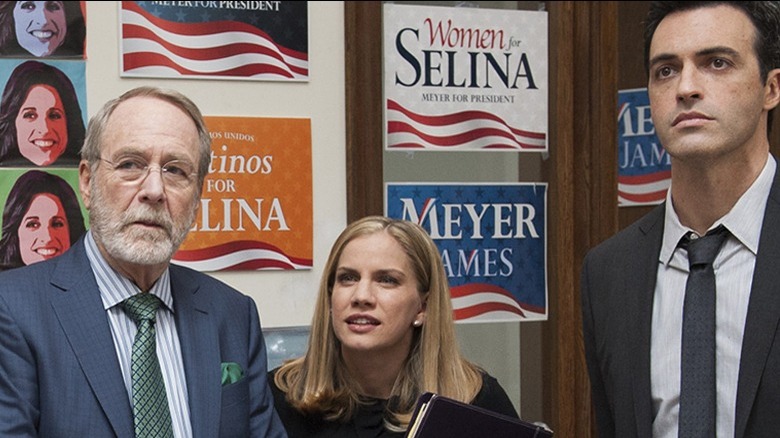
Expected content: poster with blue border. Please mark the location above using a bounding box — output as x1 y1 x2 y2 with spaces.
618 88 671 206
0 58 87 168
385 182 548 323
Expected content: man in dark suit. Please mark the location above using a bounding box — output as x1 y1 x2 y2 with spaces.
582 2 780 438
0 86 287 437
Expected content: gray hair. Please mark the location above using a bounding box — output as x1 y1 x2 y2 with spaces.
80 86 212 189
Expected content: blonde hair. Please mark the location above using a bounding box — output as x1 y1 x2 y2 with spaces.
274 216 483 431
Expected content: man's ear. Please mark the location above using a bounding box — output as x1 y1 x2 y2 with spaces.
764 68 780 111
78 159 92 210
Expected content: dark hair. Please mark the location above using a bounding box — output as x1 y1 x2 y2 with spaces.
0 169 86 270
644 2 780 77
0 1 86 58
0 60 85 166
644 1 780 128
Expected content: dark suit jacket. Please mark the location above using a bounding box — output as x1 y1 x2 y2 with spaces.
581 169 780 438
0 237 287 437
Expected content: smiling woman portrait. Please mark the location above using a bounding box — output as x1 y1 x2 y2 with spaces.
0 60 85 167
0 1 85 58
0 169 85 271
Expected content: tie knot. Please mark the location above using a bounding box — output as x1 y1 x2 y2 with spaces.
681 225 729 268
122 293 162 324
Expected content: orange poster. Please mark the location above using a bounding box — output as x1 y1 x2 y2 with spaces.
173 116 312 271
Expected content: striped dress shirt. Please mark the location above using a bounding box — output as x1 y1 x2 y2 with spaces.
651 155 775 438
85 231 193 438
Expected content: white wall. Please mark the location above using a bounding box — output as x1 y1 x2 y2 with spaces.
85 2 346 328
86 2 523 415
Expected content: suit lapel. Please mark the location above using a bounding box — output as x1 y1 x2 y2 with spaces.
49 241 134 437
734 171 780 438
630 205 665 438
171 267 221 438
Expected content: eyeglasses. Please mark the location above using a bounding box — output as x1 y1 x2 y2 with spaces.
99 157 196 190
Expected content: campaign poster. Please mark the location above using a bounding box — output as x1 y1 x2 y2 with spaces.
0 59 87 168
386 182 548 323
618 88 670 206
173 116 312 271
0 1 86 59
0 168 87 271
119 1 309 81
383 3 547 152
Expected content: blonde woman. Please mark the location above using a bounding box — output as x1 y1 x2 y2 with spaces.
270 216 518 437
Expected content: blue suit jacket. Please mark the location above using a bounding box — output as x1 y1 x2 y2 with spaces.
0 237 287 437
581 169 780 438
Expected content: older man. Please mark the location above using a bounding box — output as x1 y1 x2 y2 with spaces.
0 86 287 437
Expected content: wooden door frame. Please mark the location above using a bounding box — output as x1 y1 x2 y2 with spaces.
343 3 619 436
344 2 383 221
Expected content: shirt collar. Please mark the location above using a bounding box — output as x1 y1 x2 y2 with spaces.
84 230 173 312
660 154 775 264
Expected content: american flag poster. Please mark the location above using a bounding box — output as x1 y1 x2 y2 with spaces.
618 88 670 206
386 183 548 322
173 116 312 271
382 4 547 152
119 1 308 81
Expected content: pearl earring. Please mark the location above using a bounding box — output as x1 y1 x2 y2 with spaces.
413 320 422 327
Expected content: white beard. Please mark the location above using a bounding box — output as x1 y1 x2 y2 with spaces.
89 181 197 265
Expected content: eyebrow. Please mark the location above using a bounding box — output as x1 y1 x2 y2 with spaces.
336 267 406 277
376 268 405 276
649 46 741 68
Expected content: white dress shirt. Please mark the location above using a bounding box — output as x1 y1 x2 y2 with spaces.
650 155 775 438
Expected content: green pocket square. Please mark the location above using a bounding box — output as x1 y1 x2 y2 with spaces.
221 362 244 386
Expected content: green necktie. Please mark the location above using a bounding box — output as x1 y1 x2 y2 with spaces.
123 293 174 438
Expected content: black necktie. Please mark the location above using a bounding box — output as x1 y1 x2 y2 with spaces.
678 225 729 438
